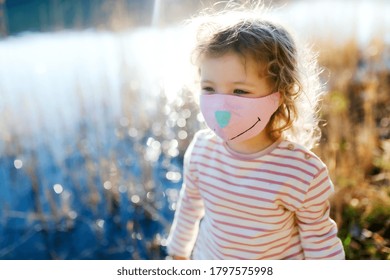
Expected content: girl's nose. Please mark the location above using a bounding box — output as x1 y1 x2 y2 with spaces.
215 111 231 128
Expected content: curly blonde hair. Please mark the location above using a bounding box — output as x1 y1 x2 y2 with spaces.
189 2 324 149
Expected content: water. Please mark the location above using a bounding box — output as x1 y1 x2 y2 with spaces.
0 28 198 259
0 0 389 259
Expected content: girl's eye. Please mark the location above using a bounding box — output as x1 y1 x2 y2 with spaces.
233 89 249 95
202 87 215 93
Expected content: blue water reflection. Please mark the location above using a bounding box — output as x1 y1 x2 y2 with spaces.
0 28 197 259
0 124 188 259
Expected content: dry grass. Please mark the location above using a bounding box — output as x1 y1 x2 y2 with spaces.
313 38 390 259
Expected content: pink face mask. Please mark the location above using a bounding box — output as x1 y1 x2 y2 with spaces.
200 92 280 143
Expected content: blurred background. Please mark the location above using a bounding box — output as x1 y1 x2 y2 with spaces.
0 0 389 260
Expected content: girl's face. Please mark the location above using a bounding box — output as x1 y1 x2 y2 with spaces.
199 52 279 154
199 52 273 98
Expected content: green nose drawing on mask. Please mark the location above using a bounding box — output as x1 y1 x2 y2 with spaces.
215 111 231 128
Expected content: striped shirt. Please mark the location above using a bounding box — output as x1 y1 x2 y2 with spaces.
167 130 345 259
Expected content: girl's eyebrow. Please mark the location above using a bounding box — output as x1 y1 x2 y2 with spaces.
201 80 255 87
232 81 256 87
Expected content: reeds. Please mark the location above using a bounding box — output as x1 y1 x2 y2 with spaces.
314 38 390 259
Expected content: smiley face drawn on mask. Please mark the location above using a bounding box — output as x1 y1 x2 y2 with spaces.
200 92 280 144
229 117 261 141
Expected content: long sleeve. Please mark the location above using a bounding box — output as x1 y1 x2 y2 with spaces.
295 166 345 259
166 135 205 258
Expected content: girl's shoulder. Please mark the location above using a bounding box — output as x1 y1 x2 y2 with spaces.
277 139 328 172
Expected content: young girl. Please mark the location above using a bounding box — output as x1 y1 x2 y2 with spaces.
166 7 345 260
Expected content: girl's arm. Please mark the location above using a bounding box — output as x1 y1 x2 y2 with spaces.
295 167 345 259
166 134 205 259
